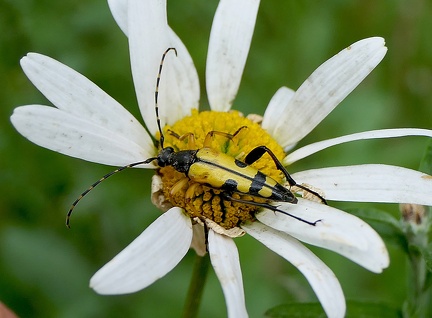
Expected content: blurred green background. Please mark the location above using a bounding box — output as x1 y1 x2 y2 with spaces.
1 0 431 317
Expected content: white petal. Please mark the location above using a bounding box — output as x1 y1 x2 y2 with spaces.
11 105 153 166
262 86 295 141
128 0 199 136
90 207 193 294
208 230 248 318
190 223 207 257
285 128 432 165
206 0 260 111
272 37 387 149
292 164 432 206
167 28 200 114
256 199 389 273
242 222 345 318
108 0 128 34
19 53 153 153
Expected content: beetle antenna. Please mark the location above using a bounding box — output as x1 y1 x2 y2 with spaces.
66 157 157 228
66 48 178 228
155 47 178 149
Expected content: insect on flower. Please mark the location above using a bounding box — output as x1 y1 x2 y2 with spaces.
66 48 326 229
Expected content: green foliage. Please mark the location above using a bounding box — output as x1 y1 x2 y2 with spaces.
265 302 327 318
419 140 432 175
423 243 432 275
265 301 401 318
1 0 432 317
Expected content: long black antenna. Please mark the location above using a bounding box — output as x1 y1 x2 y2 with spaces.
155 47 177 149
66 158 156 228
66 47 178 228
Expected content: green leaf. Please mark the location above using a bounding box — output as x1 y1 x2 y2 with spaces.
265 301 401 318
264 302 326 318
424 270 432 291
419 139 432 175
346 208 400 227
346 300 402 318
346 208 408 253
421 243 432 274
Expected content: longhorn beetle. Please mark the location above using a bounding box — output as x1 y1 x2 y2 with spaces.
66 48 326 228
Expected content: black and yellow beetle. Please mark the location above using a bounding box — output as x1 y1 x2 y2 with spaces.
66 48 325 228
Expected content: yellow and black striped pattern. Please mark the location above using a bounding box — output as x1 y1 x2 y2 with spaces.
187 148 295 203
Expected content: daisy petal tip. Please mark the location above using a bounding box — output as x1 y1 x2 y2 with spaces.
350 36 387 60
383 248 390 266
372 36 385 45
89 277 104 294
359 36 385 48
21 52 39 62
89 273 128 295
19 55 31 67
89 261 124 295
10 106 27 127
20 53 45 72
89 275 111 295
365 244 390 273
377 36 386 46
376 249 390 273
372 37 388 55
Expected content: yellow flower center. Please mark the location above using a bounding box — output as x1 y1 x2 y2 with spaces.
157 110 286 230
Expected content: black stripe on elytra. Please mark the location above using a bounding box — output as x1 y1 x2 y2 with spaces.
222 179 238 192
195 157 290 200
248 171 266 196
234 159 248 168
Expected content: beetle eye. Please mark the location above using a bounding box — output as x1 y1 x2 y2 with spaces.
157 147 174 167
157 156 167 167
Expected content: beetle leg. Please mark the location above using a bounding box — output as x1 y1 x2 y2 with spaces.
167 129 180 139
244 146 327 204
221 192 320 226
203 126 248 148
185 182 201 202
168 130 197 150
170 177 189 196
170 178 203 203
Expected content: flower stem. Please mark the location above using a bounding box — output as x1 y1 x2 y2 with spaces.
400 204 431 318
182 253 210 318
406 248 428 317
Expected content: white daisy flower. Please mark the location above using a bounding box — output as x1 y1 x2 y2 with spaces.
10 0 432 317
